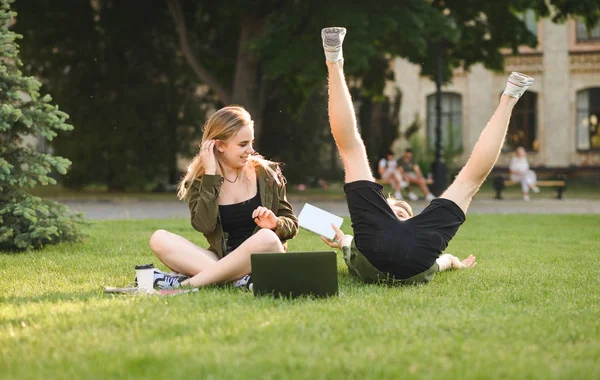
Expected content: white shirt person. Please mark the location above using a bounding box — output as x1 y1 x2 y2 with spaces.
509 147 539 201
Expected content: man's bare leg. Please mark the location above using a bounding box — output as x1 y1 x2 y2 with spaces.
322 27 373 183
442 72 534 214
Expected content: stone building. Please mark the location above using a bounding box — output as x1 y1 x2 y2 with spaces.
390 17 600 171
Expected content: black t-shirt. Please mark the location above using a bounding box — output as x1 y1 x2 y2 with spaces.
219 191 261 254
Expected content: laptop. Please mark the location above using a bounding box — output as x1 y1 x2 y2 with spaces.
251 251 338 298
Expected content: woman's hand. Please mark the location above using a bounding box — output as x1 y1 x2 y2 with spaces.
200 140 217 174
252 206 278 230
320 223 347 249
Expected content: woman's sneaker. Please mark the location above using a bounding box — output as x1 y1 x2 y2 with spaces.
232 274 253 291
154 273 189 290
134 268 189 290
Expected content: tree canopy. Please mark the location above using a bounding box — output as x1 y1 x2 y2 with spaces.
13 0 600 186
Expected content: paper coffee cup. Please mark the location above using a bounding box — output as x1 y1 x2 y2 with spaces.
135 264 155 291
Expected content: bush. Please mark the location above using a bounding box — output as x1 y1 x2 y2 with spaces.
0 0 85 251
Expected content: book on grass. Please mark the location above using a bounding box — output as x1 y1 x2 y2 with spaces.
104 286 138 294
104 286 198 296
297 203 343 240
157 288 199 296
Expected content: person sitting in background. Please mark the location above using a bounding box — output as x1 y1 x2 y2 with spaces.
398 149 435 201
377 150 405 200
509 146 539 201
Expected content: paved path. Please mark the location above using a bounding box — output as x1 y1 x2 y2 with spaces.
60 196 600 220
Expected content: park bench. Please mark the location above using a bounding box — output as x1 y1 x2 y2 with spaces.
493 175 567 200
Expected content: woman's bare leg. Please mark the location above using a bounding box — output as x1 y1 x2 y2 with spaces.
182 228 284 287
323 27 373 183
149 230 218 276
441 72 534 214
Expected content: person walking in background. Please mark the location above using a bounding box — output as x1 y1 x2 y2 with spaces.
398 149 435 201
509 146 539 201
145 106 298 289
319 26 534 285
378 150 405 199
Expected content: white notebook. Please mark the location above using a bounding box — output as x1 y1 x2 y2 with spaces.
298 203 343 240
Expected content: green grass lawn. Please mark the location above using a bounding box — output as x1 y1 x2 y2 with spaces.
2 215 600 379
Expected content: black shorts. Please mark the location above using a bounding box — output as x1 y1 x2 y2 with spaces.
344 180 466 279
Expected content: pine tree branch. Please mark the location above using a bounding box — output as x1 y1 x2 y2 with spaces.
167 0 231 104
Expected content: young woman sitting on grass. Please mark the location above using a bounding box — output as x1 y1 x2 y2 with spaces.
319 27 534 284
146 106 298 289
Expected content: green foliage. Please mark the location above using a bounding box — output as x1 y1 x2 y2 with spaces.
0 191 85 250
14 0 207 190
407 117 463 175
12 0 600 188
420 0 600 83
0 0 85 251
259 87 335 184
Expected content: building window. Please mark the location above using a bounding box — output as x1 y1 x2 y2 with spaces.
505 91 537 151
519 9 538 37
576 20 600 42
576 88 600 151
426 93 462 152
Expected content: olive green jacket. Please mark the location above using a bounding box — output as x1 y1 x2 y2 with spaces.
186 166 298 258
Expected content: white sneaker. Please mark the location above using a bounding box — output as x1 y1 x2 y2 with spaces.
394 191 403 200
232 274 253 291
321 27 346 63
408 192 418 201
400 180 409 189
503 72 534 99
523 195 530 201
532 186 540 193
425 193 435 201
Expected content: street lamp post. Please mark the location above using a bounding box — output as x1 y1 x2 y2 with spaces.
430 39 447 195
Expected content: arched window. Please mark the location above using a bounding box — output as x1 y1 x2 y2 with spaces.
576 88 600 151
576 20 600 42
518 9 538 37
426 93 462 152
505 91 537 151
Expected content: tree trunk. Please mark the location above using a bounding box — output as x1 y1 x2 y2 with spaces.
166 77 179 185
231 15 266 146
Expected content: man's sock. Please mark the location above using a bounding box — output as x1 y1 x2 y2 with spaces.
321 27 346 63
503 71 534 99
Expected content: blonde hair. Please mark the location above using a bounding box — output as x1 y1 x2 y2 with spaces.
386 196 414 218
177 105 282 199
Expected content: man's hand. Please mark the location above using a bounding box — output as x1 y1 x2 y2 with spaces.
320 223 347 249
